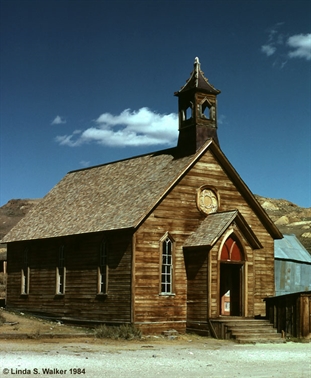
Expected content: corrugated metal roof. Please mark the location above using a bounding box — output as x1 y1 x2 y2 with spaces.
274 234 311 263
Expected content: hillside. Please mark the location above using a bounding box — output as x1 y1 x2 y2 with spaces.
0 199 41 241
0 196 311 253
254 195 311 254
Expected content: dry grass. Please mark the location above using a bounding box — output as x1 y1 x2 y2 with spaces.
94 324 142 340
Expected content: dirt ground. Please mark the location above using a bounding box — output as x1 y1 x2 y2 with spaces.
1 309 311 377
0 307 93 338
0 307 220 347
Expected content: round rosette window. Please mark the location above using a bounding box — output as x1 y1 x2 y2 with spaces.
197 187 218 215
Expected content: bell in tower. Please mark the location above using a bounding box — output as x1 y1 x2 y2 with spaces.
175 57 221 155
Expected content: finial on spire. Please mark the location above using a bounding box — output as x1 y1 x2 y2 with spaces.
194 57 200 86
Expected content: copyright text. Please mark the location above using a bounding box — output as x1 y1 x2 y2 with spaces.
2 368 86 375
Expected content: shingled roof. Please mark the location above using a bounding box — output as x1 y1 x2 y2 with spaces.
2 147 195 242
184 210 262 249
2 138 282 243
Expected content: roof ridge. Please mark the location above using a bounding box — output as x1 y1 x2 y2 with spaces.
68 146 179 174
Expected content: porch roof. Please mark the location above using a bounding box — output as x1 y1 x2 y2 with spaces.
184 210 262 249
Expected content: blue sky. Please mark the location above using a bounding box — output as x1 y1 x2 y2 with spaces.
1 0 310 208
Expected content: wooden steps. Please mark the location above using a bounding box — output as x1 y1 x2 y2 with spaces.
214 318 285 344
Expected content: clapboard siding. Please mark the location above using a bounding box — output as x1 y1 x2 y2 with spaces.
194 151 275 316
6 230 133 323
134 148 275 328
185 248 209 323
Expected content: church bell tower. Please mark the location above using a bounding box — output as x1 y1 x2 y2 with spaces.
175 57 221 154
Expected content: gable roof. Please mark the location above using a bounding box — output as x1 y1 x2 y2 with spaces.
2 139 282 243
184 210 262 249
2 148 194 242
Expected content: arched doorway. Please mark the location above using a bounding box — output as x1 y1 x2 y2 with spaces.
219 234 245 316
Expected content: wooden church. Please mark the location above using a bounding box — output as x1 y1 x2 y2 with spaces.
2 58 283 335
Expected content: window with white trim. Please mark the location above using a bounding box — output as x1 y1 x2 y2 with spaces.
160 236 174 294
98 240 108 294
56 245 66 295
21 248 30 295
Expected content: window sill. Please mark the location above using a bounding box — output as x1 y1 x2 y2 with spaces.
159 293 175 297
96 293 108 300
54 293 65 298
20 293 29 297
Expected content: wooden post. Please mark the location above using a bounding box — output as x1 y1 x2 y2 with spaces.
300 295 310 338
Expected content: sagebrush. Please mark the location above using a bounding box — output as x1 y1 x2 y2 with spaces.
94 324 142 340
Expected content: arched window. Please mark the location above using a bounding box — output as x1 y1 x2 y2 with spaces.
160 235 174 294
220 235 244 262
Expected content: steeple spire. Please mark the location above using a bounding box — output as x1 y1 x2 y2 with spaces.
194 57 200 87
175 58 221 154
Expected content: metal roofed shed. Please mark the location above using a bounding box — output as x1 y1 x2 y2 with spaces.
274 234 311 296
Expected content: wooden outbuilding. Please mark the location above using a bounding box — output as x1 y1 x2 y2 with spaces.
2 58 283 334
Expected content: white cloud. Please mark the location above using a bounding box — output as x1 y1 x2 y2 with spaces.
51 115 66 125
261 25 311 63
79 160 91 168
55 107 178 148
261 44 276 57
261 23 284 57
218 114 227 125
287 34 311 60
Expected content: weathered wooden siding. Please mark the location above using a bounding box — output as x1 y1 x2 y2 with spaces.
6 230 132 323
185 248 209 324
266 291 311 338
134 148 275 330
192 151 275 317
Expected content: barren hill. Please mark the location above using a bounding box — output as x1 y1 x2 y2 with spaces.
1 197 311 253
255 195 311 253
0 199 41 241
